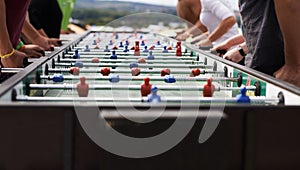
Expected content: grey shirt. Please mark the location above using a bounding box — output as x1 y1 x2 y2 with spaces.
239 0 284 76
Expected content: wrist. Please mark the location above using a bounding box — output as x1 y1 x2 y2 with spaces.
184 31 191 37
238 45 247 57
0 49 15 59
15 41 25 51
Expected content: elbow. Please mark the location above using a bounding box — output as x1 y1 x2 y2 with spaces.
223 16 237 30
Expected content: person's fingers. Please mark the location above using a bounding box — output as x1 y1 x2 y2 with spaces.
223 55 232 61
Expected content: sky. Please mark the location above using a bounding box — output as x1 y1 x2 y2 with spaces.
116 0 239 9
117 0 178 6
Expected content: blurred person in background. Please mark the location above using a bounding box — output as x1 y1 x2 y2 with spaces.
58 0 76 34
212 0 300 87
195 0 239 48
176 0 207 41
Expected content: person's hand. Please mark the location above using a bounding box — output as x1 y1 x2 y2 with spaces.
196 38 212 47
223 48 244 63
211 41 231 56
176 32 190 41
1 50 26 68
22 45 45 58
31 36 54 51
274 64 300 87
48 38 62 46
191 33 208 44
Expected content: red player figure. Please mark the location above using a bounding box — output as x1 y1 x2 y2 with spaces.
77 77 89 97
176 42 182 56
91 57 100 63
101 67 110 76
161 68 171 76
137 58 146 64
94 45 100 49
70 67 80 75
190 68 201 77
131 68 141 76
167 46 172 50
203 77 215 97
130 46 135 50
149 45 155 50
112 46 118 50
141 77 152 97
134 41 140 56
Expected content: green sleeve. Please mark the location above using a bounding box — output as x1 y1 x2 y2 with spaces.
57 0 76 31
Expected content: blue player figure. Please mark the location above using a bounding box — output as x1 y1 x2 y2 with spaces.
147 51 154 60
123 46 129 52
162 46 168 53
125 40 130 46
147 86 161 103
143 46 149 53
157 40 161 46
84 45 90 52
119 42 124 48
104 45 110 52
164 75 176 83
129 62 139 69
53 74 64 82
109 75 120 83
236 87 251 103
110 50 117 69
74 61 83 68
92 40 97 45
141 40 145 46
147 51 154 70
73 49 80 59
110 50 117 59
109 40 113 45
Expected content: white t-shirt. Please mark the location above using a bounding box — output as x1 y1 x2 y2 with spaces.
200 0 239 46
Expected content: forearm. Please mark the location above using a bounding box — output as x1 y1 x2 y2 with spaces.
239 42 248 54
224 34 245 49
194 20 208 34
0 0 13 54
208 16 236 42
274 0 300 66
177 0 200 27
22 12 42 43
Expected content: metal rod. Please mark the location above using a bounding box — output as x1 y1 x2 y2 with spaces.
47 68 223 75
68 49 191 56
64 54 196 60
16 95 279 104
59 59 202 64
54 63 211 69
29 84 256 91
40 75 238 82
0 68 24 73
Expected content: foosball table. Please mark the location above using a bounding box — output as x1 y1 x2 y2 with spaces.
0 30 299 170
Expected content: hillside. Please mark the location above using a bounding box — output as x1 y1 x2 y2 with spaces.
72 0 179 27
75 0 177 14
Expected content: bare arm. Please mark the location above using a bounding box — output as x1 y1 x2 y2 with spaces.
208 16 237 42
22 12 43 44
0 0 26 68
22 12 60 51
211 33 245 53
273 0 300 87
189 20 208 35
0 0 13 55
177 0 201 27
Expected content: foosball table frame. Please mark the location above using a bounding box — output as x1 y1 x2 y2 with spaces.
0 30 299 170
